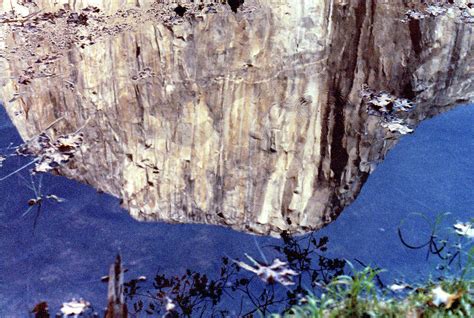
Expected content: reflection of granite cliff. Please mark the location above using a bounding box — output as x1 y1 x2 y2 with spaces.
0 0 473 235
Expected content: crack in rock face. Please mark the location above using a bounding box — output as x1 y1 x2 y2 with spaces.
0 0 473 236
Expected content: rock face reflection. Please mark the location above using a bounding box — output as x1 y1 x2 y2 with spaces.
0 0 473 235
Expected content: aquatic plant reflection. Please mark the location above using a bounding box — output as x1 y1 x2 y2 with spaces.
123 232 346 317
398 213 474 275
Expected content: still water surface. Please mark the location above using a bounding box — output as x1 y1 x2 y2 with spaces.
0 104 472 315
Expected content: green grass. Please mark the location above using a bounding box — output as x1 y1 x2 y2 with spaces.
273 258 474 318
272 216 474 318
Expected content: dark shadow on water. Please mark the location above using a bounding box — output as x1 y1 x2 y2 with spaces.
0 104 472 315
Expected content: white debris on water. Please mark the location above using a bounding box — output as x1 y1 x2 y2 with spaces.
60 298 90 316
389 283 410 292
393 98 414 112
45 194 65 203
453 221 474 238
165 296 176 312
381 119 414 135
426 5 448 17
404 9 426 21
402 1 474 23
431 286 460 308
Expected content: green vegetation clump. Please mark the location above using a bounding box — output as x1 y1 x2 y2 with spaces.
275 251 474 318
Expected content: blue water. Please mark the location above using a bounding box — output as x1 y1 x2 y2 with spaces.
318 104 474 280
0 104 472 315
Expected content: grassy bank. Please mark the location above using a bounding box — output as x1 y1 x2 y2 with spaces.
275 264 473 317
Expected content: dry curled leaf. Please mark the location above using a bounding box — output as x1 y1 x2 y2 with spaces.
60 298 90 315
234 254 299 286
430 286 463 308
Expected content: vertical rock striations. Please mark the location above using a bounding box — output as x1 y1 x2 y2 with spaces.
0 0 473 235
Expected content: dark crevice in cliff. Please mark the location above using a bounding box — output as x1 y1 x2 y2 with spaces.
328 1 366 185
445 26 463 89
317 100 329 184
370 0 376 25
345 0 366 97
135 44 141 59
327 196 343 223
401 80 416 100
408 19 423 57
329 90 349 183
281 175 297 218
132 77 146 126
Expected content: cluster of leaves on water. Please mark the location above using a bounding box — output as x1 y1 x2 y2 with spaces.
360 85 416 135
0 120 83 229
403 1 474 24
16 131 84 174
0 116 85 179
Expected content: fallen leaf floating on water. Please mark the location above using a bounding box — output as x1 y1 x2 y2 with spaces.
234 254 299 286
54 133 84 152
60 298 90 316
431 286 462 308
426 5 448 17
360 85 415 135
402 2 474 23
461 5 474 23
372 93 394 109
381 119 414 135
389 283 410 292
34 147 73 173
45 194 65 203
393 98 414 112
359 85 416 115
453 221 474 238
404 9 426 21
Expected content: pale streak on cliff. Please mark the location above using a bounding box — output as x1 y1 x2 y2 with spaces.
0 0 473 235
